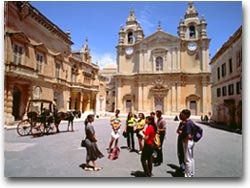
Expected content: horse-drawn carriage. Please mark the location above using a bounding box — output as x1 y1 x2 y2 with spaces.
17 99 75 136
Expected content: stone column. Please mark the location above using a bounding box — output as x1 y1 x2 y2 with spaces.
137 82 144 112
177 81 182 112
177 48 181 70
202 76 210 115
86 93 91 112
170 49 173 71
116 78 122 111
171 82 177 114
5 84 15 125
201 45 207 71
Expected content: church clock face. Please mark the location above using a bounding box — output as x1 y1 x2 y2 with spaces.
125 47 134 55
187 42 197 51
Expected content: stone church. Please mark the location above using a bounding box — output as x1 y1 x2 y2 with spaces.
114 2 211 116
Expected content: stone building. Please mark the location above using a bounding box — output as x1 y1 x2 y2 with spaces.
99 63 117 113
114 2 211 116
210 26 242 129
4 2 102 125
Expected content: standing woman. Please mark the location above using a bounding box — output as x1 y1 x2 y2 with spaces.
125 112 136 152
141 116 157 177
84 114 104 171
135 113 146 154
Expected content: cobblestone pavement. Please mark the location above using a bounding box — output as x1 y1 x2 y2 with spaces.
4 118 242 177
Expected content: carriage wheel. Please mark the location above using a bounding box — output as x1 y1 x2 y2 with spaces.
31 121 45 136
17 119 32 136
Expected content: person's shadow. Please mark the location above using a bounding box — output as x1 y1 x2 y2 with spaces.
166 164 184 177
130 170 147 177
79 163 94 170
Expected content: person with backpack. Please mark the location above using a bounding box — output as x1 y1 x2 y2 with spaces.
180 109 195 177
176 112 186 173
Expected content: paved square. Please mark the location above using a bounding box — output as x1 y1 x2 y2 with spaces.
4 118 242 177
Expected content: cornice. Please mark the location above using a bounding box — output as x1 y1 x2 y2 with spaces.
13 2 73 46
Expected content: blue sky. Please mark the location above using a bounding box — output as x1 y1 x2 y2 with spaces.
29 1 242 68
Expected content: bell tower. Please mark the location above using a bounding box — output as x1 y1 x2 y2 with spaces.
178 1 210 72
116 8 144 73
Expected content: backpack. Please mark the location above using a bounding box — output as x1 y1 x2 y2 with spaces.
108 147 120 160
191 121 203 142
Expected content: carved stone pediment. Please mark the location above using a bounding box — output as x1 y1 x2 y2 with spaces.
150 77 169 97
143 30 180 44
149 36 172 43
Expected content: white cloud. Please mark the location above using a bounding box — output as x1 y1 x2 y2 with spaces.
138 5 157 36
92 53 117 69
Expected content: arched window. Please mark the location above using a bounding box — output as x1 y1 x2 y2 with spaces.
189 26 196 39
33 86 42 99
128 32 134 44
156 56 163 71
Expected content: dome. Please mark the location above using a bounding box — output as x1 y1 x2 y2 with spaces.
103 63 117 69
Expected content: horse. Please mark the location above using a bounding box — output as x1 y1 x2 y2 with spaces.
54 111 75 133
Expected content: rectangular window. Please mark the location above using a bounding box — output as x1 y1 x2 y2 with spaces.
222 63 226 77
228 84 234 96
217 88 221 97
229 58 233 73
222 86 227 96
36 52 44 73
236 80 242 94
13 43 24 65
56 62 61 78
236 48 242 67
217 67 220 80
84 76 91 85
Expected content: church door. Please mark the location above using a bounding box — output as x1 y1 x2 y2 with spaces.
190 101 197 115
155 97 164 112
126 100 132 113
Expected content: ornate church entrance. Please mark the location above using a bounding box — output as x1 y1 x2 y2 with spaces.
155 97 164 113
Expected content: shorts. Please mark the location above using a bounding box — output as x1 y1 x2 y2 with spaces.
135 129 144 138
111 129 120 140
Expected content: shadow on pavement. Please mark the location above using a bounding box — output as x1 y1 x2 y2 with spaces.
79 163 94 171
166 163 184 177
130 170 147 177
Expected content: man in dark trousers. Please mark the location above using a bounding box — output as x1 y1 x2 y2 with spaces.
154 110 166 166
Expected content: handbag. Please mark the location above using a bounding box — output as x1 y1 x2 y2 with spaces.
81 139 86 147
153 133 161 149
122 131 128 138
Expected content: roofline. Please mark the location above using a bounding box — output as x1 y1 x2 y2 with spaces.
210 25 242 65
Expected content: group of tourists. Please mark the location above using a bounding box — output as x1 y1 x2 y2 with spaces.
82 109 196 177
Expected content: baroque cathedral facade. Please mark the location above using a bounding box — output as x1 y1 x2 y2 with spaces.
114 2 211 116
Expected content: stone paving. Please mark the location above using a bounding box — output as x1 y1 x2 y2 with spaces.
4 118 242 177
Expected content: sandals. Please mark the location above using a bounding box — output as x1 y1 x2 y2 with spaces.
94 167 102 171
84 167 93 171
84 166 102 171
